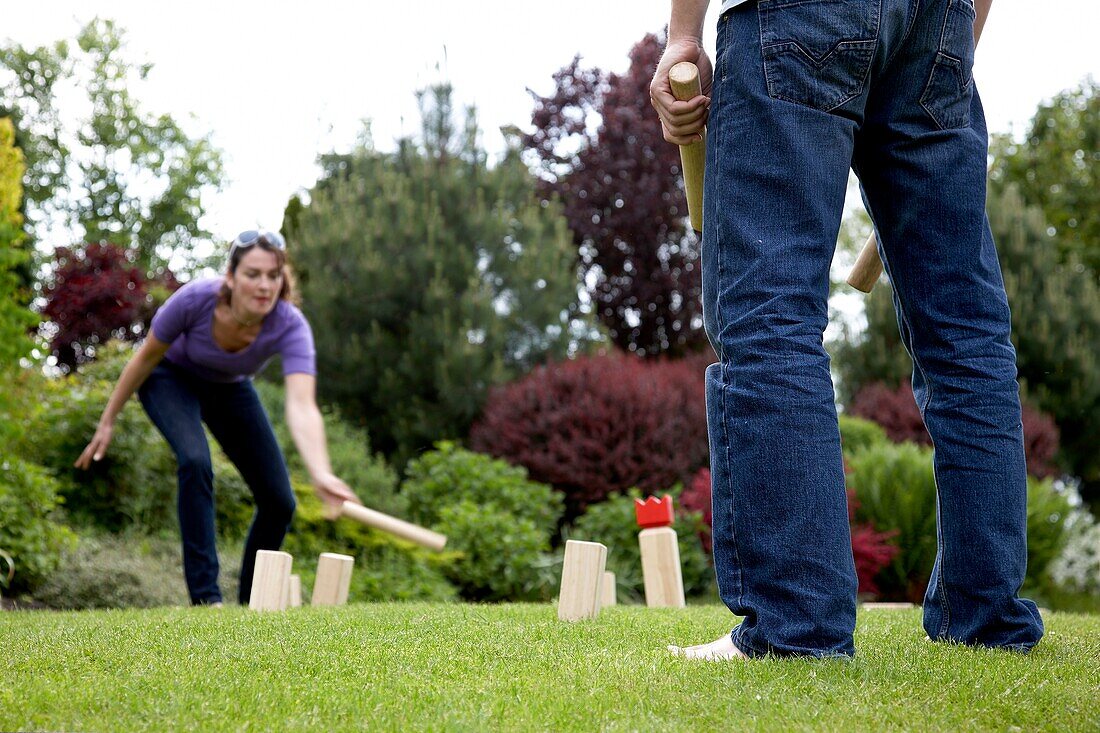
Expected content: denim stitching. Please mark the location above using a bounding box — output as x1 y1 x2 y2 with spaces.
881 0 921 71
758 0 882 114
873 230 952 638
712 39 746 616
732 627 770 657
758 8 775 100
919 0 975 129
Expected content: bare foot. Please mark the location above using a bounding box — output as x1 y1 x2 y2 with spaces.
668 634 748 661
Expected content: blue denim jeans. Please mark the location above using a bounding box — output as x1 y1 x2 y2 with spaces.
704 0 1043 657
138 362 296 605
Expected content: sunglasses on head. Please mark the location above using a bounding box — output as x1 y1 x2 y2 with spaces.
229 229 287 257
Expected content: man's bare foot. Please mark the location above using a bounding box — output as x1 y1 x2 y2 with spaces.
668 633 748 660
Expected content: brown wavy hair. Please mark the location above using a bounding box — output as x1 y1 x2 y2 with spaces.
219 236 300 306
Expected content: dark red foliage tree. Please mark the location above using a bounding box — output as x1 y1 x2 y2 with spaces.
42 242 149 370
683 466 900 596
525 33 707 357
849 381 1061 478
469 352 711 521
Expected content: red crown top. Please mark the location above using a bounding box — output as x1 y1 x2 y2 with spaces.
634 494 674 528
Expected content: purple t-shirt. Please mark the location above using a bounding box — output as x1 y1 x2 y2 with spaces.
151 278 316 383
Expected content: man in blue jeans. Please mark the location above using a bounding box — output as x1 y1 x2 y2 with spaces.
651 0 1044 659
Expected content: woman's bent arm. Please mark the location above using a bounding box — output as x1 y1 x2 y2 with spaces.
75 335 170 469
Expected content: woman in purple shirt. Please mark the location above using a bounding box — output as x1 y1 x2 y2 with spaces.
76 230 360 606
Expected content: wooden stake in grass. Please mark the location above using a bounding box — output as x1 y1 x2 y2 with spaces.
558 540 608 621
286 574 302 608
312 553 354 607
601 571 617 608
249 550 292 611
635 496 686 608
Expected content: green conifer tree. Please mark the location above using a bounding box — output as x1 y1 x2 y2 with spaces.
286 85 598 466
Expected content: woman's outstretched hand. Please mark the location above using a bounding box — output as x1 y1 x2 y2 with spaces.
75 421 114 470
314 472 361 518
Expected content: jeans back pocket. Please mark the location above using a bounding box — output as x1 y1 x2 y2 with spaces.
759 0 881 113
920 0 976 129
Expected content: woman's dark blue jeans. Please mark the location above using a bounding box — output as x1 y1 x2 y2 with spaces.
704 0 1044 657
138 362 296 605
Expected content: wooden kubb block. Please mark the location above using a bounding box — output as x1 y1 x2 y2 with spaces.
312 552 354 606
250 550 293 611
639 527 685 608
286 574 302 608
601 571 617 607
558 540 607 621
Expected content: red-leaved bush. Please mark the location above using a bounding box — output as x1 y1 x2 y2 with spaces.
469 352 711 520
845 489 899 596
848 382 929 444
1021 407 1061 478
43 242 148 370
849 381 1061 478
683 467 900 596
679 467 713 554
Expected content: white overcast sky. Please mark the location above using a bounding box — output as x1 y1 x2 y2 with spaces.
7 1 1099 251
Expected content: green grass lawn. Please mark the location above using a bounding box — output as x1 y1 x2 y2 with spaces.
3 604 1097 732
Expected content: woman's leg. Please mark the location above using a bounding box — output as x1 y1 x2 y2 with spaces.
138 364 222 604
199 379 296 605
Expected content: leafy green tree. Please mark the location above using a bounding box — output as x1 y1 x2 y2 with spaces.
0 117 37 428
989 77 1099 275
0 18 224 276
0 116 75 595
286 84 598 465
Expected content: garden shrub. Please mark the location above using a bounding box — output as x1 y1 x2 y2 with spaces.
0 455 77 594
1050 496 1100 598
846 490 899 597
680 467 898 597
21 343 256 537
33 532 188 610
848 382 929 446
838 414 889 458
469 352 710 521
848 381 1062 478
847 442 942 602
20 343 179 533
402 442 563 601
284 479 456 603
1020 407 1062 479
16 344 395 542
567 487 714 604
1025 477 1072 586
848 441 1073 602
679 469 713 553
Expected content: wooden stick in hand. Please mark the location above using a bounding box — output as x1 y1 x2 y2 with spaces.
333 501 447 551
669 62 707 234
